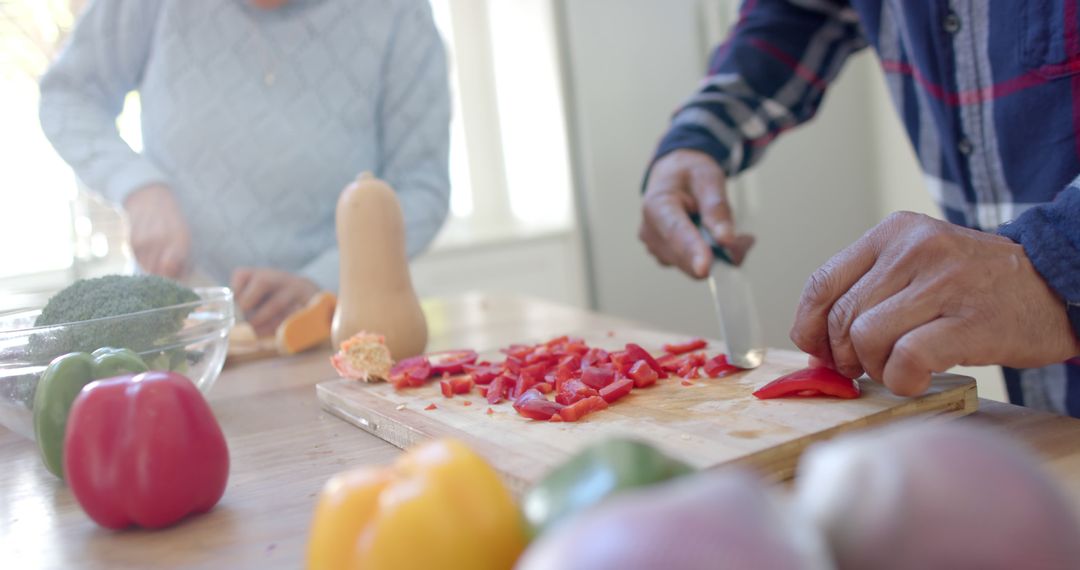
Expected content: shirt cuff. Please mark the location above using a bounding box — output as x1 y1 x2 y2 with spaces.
998 185 1080 344
642 125 738 194
105 158 170 206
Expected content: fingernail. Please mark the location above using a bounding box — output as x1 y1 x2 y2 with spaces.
693 254 707 274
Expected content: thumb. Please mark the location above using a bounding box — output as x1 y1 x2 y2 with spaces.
688 162 735 245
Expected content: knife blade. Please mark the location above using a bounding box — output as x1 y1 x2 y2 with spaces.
693 216 766 369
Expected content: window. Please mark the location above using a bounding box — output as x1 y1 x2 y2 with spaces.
427 0 575 247
0 1 78 280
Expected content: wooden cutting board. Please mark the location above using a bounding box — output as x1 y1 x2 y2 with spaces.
317 330 977 493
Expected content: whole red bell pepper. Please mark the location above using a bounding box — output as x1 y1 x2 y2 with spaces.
752 367 861 400
64 371 230 529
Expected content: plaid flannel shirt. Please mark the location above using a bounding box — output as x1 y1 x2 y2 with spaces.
654 0 1080 415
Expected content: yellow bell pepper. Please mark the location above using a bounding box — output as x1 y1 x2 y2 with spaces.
307 438 528 570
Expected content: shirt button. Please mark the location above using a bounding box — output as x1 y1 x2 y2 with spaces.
944 12 962 34
958 138 974 155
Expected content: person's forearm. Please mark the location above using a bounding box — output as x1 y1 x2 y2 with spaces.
999 182 1080 344
299 248 340 294
653 0 866 177
37 0 165 205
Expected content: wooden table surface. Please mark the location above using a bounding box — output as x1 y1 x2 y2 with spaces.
3 293 1080 569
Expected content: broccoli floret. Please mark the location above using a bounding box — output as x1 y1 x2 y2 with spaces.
29 275 199 362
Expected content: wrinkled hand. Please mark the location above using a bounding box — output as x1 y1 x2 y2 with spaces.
124 184 191 279
231 268 320 337
790 212 1080 397
639 149 754 279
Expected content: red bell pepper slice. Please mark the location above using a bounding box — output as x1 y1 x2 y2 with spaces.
439 380 454 398
599 378 633 403
389 356 432 389
662 338 708 355
513 388 565 421
449 376 473 395
627 360 658 388
752 367 861 400
64 371 229 529
624 343 666 377
581 366 616 390
553 395 608 422
657 353 686 373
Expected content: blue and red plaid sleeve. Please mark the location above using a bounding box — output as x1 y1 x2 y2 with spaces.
999 181 1080 344
653 0 867 175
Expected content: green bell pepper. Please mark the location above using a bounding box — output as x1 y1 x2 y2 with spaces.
522 438 694 535
33 347 148 478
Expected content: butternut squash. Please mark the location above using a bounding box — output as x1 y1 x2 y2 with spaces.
275 291 337 355
331 172 428 359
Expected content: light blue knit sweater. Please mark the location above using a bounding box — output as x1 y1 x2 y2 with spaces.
39 0 451 291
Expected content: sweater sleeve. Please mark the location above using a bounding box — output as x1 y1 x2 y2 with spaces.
38 0 167 206
299 0 450 292
998 179 1080 344
651 0 867 177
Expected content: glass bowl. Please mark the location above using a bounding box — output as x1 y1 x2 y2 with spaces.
0 287 234 440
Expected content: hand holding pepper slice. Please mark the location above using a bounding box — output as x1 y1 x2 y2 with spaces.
752 366 861 399
64 371 230 529
33 347 148 478
307 438 527 570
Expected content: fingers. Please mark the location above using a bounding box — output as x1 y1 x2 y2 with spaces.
882 317 967 397
231 268 253 295
824 264 912 378
157 246 188 279
248 288 299 336
848 285 942 383
234 271 275 316
687 163 735 245
790 229 885 365
641 190 712 278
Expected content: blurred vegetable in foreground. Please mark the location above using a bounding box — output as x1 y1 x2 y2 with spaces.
33 347 148 477
518 470 833 570
523 438 693 535
795 422 1080 570
307 438 526 570
64 371 229 529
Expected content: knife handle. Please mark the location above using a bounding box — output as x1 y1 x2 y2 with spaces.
688 213 734 266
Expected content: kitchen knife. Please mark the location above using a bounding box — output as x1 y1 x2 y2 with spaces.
692 215 766 369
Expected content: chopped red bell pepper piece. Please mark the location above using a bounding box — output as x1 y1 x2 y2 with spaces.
752 367 861 400
389 356 433 389
439 380 454 398
555 379 599 406
628 360 658 388
553 396 608 422
424 403 438 411
535 382 554 394
703 354 744 378
463 400 473 406
513 388 565 421
599 378 633 403
657 353 686 373
463 363 501 385
624 343 666 377
449 376 473 395
487 376 508 405
662 338 708 355
581 347 610 369
581 366 616 390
